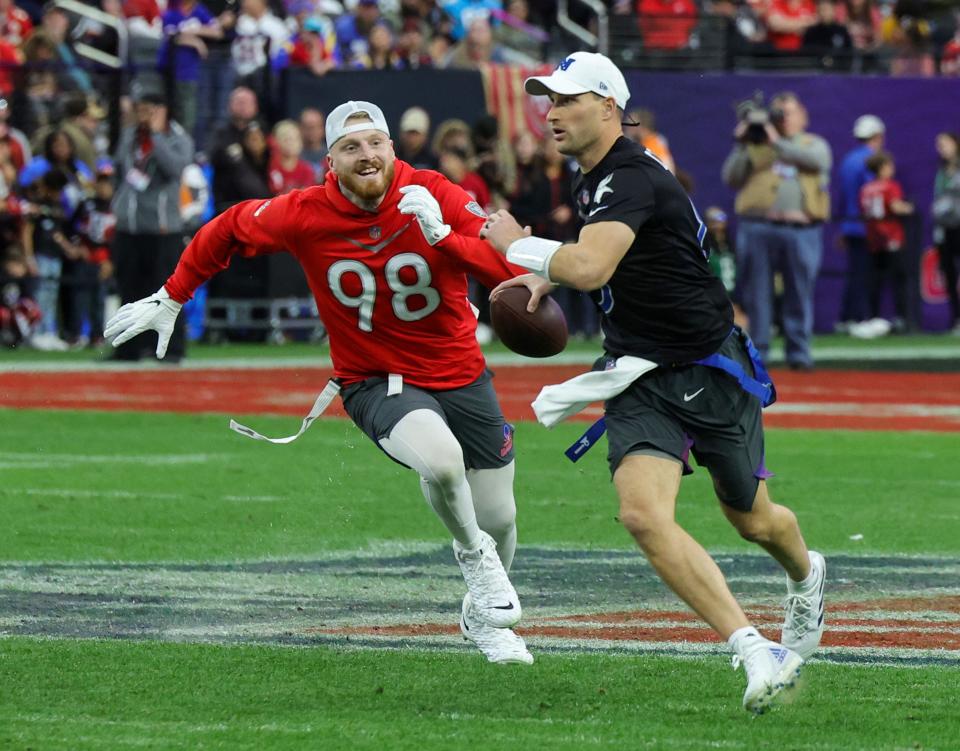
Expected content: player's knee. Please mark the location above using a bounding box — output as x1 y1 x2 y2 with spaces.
732 513 774 543
618 501 663 544
423 452 466 493
477 498 516 538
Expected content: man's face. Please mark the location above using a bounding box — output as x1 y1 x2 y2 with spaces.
328 128 396 201
230 90 258 123
400 129 426 152
135 102 157 128
300 111 325 146
776 98 806 137
546 93 608 157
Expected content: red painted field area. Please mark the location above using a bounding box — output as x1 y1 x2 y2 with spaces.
2 366 959 432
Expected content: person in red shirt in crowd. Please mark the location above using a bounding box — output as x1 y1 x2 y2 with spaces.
0 0 32 44
940 10 960 76
103 100 534 666
635 0 698 50
765 0 816 51
860 150 914 328
438 146 490 211
268 119 316 194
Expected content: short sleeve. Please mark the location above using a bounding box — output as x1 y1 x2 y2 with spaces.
584 165 655 232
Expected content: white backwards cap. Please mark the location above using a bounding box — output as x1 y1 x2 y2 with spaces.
326 100 391 150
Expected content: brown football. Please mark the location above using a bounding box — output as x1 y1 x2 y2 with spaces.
490 286 568 358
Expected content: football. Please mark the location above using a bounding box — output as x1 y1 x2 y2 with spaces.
490 286 568 358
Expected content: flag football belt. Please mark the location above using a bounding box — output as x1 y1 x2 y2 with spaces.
564 330 776 463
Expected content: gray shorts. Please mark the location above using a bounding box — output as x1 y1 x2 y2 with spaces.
604 330 772 512
341 369 514 471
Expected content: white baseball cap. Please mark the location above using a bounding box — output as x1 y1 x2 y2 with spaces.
524 52 630 110
853 114 885 140
326 100 391 149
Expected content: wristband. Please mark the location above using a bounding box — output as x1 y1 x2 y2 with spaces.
505 236 563 282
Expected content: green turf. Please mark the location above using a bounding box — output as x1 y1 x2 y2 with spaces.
1 410 958 561
0 638 952 751
2 408 958 749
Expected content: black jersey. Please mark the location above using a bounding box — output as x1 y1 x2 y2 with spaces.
573 137 733 364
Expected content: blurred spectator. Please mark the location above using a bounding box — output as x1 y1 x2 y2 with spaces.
31 91 103 173
231 0 291 110
428 30 455 65
20 128 92 214
0 98 29 171
932 132 960 334
217 121 271 207
703 204 749 330
62 159 116 346
1 0 32 45
358 19 400 69
835 0 882 52
801 0 852 70
493 0 545 63
884 1 935 76
765 0 816 51
446 16 507 68
442 0 500 41
431 117 474 161
110 89 194 361
939 10 960 76
38 4 93 92
395 106 438 169
21 168 77 350
837 113 884 329
268 118 315 193
334 0 381 67
159 0 225 141
722 91 831 370
210 85 262 211
470 113 510 209
438 146 489 208
636 0 698 51
0 244 42 346
508 130 546 229
289 14 338 76
395 16 433 68
125 0 164 38
299 106 327 180
624 108 675 172
15 31 62 135
859 150 913 330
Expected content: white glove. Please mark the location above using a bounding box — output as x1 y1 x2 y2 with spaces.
104 286 183 358
398 185 451 246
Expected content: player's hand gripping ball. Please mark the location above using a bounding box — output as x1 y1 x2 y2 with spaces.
490 286 568 358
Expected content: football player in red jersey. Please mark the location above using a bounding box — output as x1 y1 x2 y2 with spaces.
104 101 533 664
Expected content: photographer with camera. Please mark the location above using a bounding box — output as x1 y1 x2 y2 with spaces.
722 91 831 371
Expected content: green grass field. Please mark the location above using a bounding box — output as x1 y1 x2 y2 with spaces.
1 405 959 750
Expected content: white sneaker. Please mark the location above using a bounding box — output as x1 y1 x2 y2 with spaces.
732 640 803 714
452 531 521 628
782 551 826 659
460 594 533 665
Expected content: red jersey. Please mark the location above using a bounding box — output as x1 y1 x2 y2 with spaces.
268 156 316 195
767 0 816 51
860 177 905 252
1 4 32 44
166 160 525 389
636 0 698 50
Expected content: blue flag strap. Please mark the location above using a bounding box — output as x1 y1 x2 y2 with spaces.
564 418 607 463
695 332 776 408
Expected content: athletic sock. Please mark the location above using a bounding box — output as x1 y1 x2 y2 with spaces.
728 626 764 654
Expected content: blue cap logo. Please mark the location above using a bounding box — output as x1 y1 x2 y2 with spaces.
558 57 575 71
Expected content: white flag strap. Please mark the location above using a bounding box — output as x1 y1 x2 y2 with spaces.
229 379 342 445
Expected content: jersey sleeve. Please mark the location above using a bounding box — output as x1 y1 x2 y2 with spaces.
165 192 300 302
416 172 528 288
584 164 655 232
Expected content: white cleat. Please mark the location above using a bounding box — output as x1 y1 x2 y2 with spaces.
452 531 521 628
460 594 533 665
782 551 826 659
733 640 804 715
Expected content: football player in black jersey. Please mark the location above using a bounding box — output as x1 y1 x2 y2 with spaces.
481 51 826 714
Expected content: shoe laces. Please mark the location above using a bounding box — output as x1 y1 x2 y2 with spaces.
783 591 816 637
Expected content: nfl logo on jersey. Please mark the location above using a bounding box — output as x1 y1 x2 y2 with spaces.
369 226 382 241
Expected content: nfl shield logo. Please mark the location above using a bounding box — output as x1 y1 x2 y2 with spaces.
369 226 382 241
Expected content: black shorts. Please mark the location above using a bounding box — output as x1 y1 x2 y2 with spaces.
604 330 771 512
341 369 514 471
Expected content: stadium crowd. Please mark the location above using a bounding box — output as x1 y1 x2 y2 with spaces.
1 0 960 351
